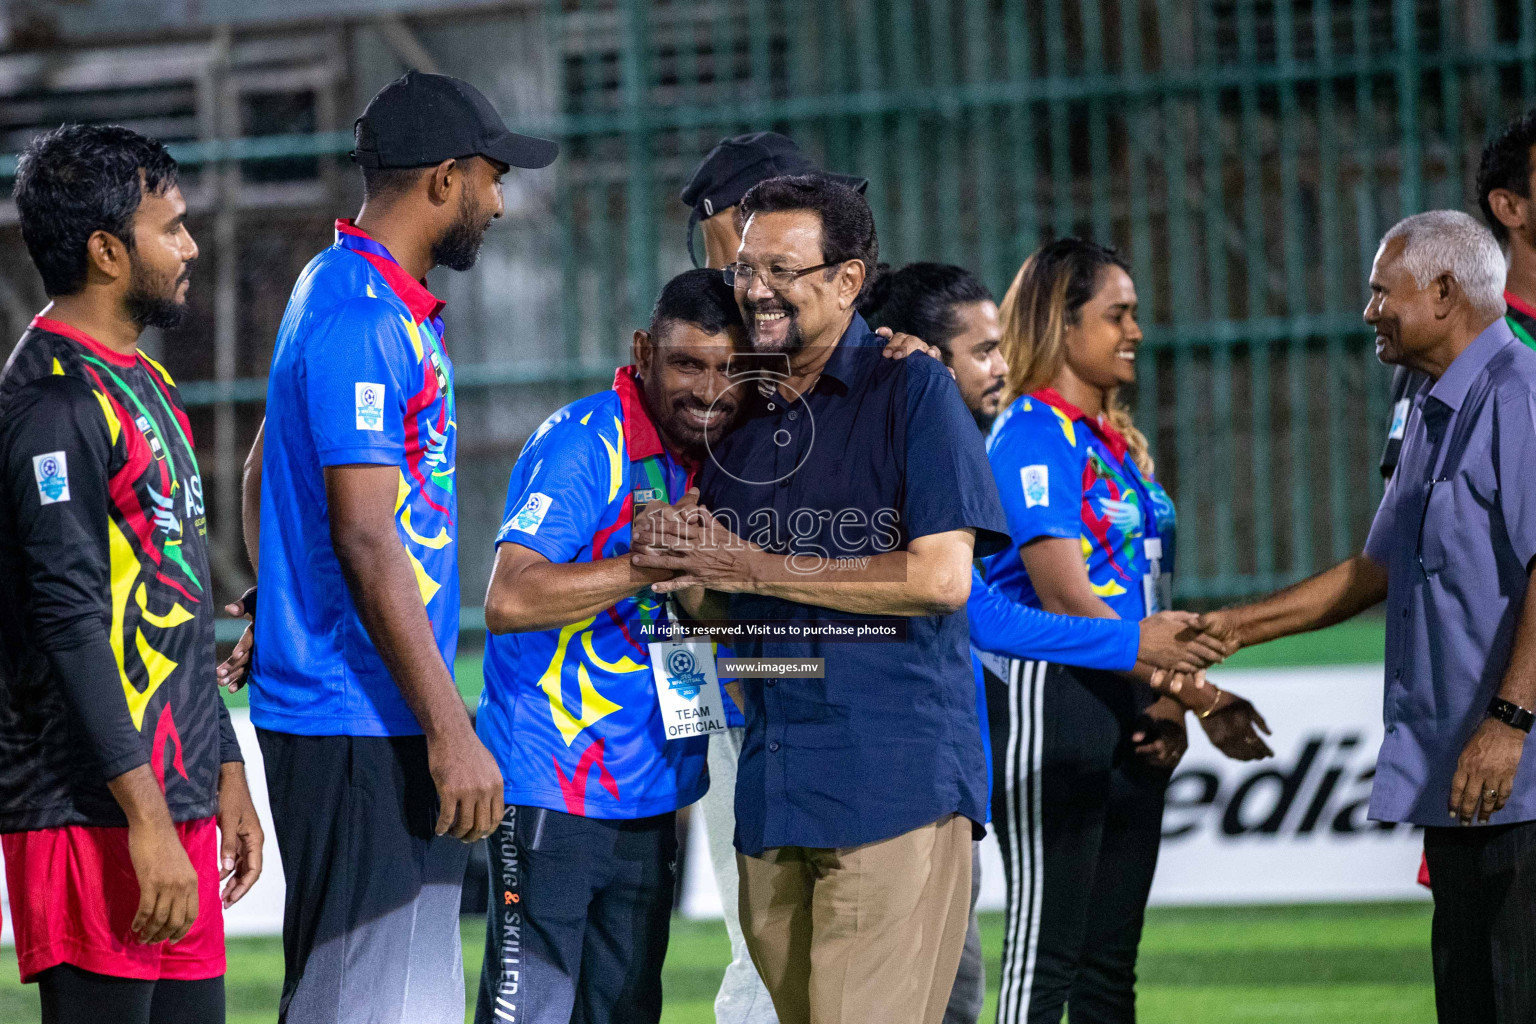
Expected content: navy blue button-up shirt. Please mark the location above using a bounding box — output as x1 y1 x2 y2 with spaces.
698 314 1009 855
1365 318 1536 826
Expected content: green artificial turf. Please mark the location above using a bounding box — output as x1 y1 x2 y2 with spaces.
1217 616 1386 671
0 902 1434 1023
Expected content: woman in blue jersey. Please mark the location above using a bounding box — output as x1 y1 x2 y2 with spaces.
983 239 1271 1024
862 261 1232 1024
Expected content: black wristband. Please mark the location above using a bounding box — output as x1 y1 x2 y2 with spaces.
237 585 257 620
1488 697 1535 733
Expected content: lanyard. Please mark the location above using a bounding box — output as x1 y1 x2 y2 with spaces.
1121 458 1162 549
631 453 681 632
633 454 674 507
1118 457 1170 615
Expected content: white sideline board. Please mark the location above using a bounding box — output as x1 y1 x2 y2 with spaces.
0 666 1431 947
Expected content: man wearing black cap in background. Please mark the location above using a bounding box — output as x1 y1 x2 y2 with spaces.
239 71 556 1024
682 131 869 272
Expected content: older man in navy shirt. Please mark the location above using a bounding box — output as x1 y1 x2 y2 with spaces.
632 175 1008 1024
1202 210 1536 1024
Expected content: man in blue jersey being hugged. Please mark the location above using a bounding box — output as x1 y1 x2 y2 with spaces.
476 270 746 1024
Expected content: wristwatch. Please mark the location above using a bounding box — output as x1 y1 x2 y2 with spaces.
1488 697 1535 733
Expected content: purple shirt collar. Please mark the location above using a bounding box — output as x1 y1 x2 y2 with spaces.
1425 317 1516 413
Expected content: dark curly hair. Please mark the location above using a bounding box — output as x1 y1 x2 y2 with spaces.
859 262 994 356
13 124 180 297
1477 108 1536 245
738 174 878 297
650 267 743 339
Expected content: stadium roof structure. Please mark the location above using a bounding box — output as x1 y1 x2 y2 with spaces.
3 0 518 45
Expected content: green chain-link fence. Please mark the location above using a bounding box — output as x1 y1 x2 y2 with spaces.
7 0 1536 608
539 0 1536 600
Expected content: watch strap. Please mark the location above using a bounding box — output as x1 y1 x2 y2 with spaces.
1488 697 1535 733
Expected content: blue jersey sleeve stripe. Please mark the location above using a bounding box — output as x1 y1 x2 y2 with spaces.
966 568 1138 670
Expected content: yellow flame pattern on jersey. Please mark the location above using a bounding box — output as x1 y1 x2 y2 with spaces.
395 471 443 604
539 618 626 745
600 415 624 502
401 314 424 362
135 583 193 628
528 409 642 745
1050 405 1077 446
109 520 182 730
139 352 177 387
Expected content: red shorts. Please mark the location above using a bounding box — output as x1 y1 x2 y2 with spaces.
2 817 225 983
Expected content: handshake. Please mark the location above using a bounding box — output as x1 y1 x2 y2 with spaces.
1137 609 1234 677
1135 609 1272 762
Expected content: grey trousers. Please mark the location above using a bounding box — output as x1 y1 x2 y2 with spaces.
942 842 985 1024
257 729 470 1024
702 726 779 1024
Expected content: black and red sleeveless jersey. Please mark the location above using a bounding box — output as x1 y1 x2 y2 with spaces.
0 316 239 832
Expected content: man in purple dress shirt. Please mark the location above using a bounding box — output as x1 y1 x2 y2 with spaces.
1201 210 1536 1024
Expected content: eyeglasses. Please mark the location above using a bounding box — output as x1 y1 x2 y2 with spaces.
721 260 844 291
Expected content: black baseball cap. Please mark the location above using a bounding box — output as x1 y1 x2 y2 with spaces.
679 131 868 266
352 70 558 171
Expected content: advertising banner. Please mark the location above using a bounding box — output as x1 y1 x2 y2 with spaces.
681 665 1432 918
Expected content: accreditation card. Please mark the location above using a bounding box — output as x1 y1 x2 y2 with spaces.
649 602 728 741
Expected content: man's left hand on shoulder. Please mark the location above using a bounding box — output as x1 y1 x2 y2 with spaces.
1450 716 1528 825
875 327 954 378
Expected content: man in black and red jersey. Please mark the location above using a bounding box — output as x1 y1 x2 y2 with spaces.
0 124 263 1024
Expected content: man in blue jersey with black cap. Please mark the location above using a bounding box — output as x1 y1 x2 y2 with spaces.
248 71 555 1024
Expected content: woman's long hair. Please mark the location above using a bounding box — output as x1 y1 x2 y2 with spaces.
998 237 1154 476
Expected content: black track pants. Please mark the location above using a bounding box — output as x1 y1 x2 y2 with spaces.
985 659 1169 1024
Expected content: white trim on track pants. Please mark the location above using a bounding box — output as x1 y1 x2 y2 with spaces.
475 804 677 1024
982 659 1170 1024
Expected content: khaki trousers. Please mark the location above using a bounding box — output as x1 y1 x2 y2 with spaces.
736 814 973 1024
